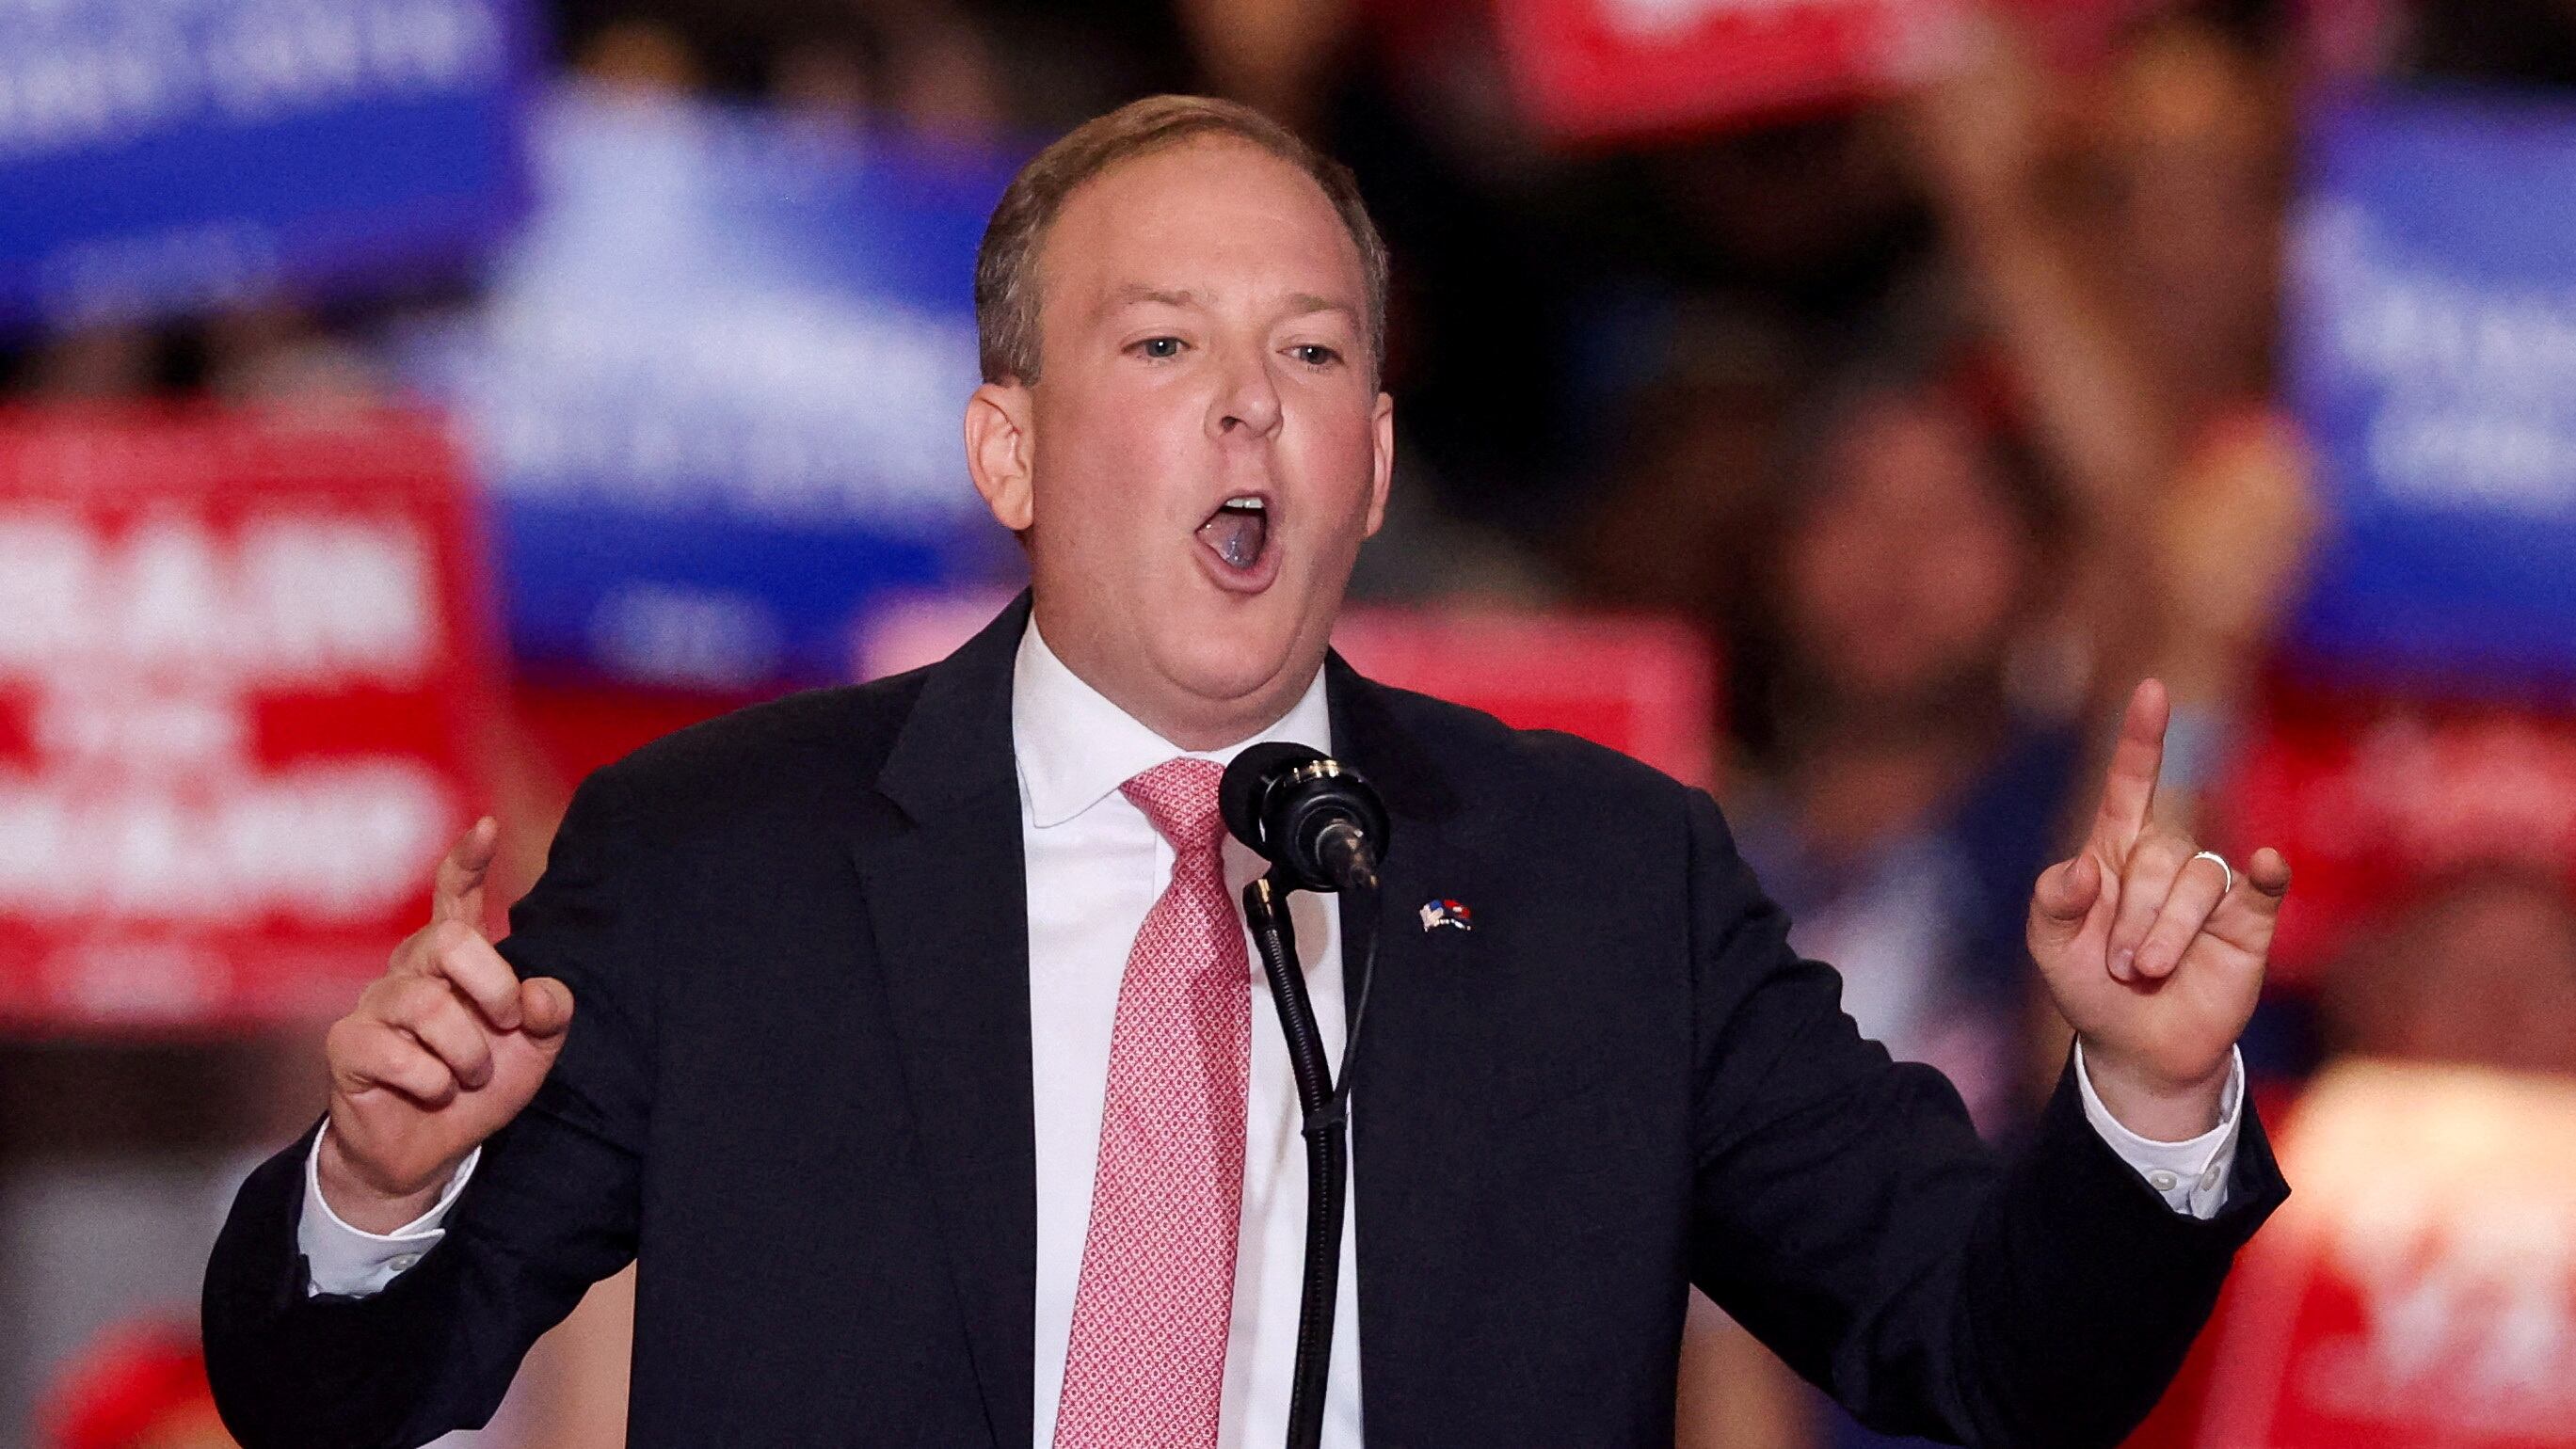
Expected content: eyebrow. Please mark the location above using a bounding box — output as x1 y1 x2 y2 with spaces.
1098 285 1359 325
1104 284 1205 315
1281 292 1357 323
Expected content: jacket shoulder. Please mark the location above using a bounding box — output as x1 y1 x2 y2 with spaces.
579 666 936 819
1356 676 1703 825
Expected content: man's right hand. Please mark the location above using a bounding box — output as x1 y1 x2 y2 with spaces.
317 817 576 1234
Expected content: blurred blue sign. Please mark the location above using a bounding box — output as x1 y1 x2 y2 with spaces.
0 0 530 330
398 89 1023 689
2290 92 2576 688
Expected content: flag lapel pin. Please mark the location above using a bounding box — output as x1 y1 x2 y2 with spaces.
1418 898 1473 932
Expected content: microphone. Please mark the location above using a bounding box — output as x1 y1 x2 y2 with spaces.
1223 742 1388 1449
1221 742 1390 894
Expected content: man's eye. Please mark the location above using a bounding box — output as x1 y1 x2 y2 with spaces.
1134 337 1184 359
1288 344 1342 367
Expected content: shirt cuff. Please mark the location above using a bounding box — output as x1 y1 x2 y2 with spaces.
298 1120 479 1298
2073 1042 2244 1219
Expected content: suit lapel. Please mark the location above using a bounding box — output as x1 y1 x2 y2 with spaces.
1327 659 1472 1447
845 595 1037 1449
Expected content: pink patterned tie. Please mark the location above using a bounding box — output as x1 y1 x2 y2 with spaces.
1052 758 1252 1449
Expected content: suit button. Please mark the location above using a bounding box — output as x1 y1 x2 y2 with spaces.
2148 1170 2181 1193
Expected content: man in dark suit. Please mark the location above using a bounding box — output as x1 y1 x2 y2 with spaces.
203 95 2290 1449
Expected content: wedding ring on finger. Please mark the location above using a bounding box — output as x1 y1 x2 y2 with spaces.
2189 850 2235 897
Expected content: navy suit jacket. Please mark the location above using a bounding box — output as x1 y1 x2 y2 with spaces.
203 594 2285 1448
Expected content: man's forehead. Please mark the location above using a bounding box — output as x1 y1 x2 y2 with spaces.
1075 132 1310 209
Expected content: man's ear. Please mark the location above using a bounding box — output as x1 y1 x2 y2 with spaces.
966 381 1035 532
1363 390 1395 537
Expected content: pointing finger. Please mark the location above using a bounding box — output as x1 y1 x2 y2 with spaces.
2090 680 2169 852
433 817 500 932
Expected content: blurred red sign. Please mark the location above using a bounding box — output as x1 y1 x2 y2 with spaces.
856 594 1719 788
1328 609 1717 788
1494 0 1947 141
1491 0 2145 141
0 407 500 1031
2216 692 2576 987
2192 1064 2576 1448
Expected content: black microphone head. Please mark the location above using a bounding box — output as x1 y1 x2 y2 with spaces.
1221 740 1389 893
1222 741 1327 856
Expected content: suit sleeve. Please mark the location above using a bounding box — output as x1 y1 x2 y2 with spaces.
1680 790 2286 1449
203 768 655 1449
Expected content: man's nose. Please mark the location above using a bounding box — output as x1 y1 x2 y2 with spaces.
1208 350 1284 441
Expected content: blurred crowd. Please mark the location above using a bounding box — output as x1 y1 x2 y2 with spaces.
8 1 2576 1446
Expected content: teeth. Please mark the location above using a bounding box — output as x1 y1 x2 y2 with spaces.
1224 496 1265 511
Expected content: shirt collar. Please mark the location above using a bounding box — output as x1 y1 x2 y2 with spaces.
1012 619 1334 829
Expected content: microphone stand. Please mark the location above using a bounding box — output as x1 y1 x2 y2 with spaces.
1240 869 1376 1449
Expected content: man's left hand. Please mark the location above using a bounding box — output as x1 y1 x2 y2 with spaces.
2027 680 2292 1140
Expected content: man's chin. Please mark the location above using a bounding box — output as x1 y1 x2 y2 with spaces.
1165 650 1303 709
1154 630 1322 736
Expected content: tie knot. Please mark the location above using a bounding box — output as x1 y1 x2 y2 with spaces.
1121 757 1226 855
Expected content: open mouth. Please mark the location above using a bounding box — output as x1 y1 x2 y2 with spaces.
1196 494 1271 572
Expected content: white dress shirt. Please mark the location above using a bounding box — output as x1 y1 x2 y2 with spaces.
299 623 2243 1446
1007 623 1362 1448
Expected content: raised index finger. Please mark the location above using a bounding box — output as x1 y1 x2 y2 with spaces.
2091 679 2170 850
432 817 500 931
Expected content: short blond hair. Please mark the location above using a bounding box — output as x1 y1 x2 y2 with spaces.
973 94 1389 386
